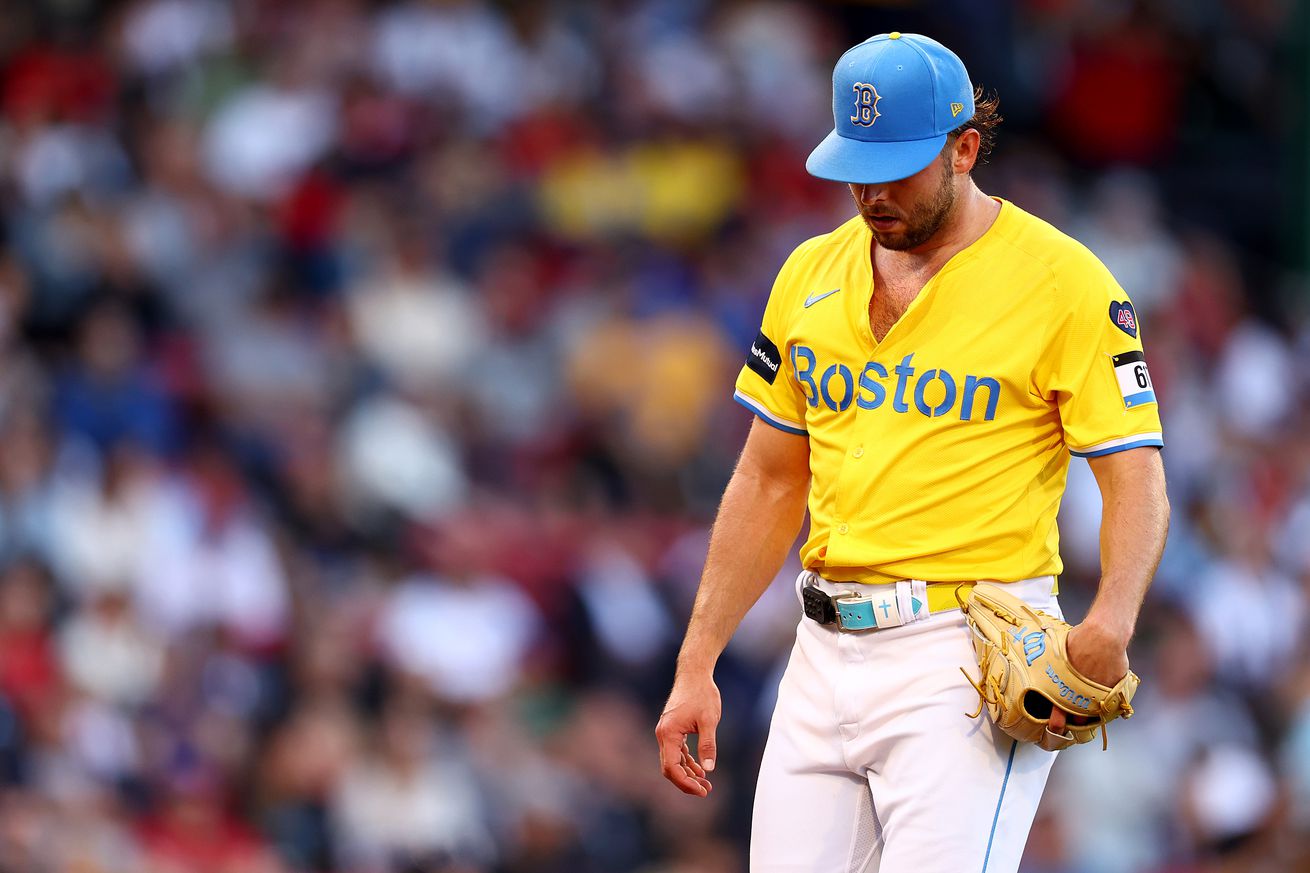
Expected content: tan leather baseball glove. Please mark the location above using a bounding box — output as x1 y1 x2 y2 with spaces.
958 583 1138 752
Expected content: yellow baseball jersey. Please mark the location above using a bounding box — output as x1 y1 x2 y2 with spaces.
733 198 1163 584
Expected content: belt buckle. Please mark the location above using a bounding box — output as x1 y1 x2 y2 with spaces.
801 583 879 632
831 590 881 632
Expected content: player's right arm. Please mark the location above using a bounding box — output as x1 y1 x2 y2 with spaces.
658 235 818 796
656 417 810 796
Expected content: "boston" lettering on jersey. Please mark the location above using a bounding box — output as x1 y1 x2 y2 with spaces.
791 345 1000 421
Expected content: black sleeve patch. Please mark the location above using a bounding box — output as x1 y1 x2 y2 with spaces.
746 331 782 384
1111 350 1144 367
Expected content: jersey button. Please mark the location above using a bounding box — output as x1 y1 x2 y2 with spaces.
852 446 864 459
837 523 849 535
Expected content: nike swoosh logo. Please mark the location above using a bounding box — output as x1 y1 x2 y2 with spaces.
804 288 841 308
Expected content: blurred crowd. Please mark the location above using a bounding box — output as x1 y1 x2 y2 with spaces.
0 0 1305 871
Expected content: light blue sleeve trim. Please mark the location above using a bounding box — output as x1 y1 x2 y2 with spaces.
1123 390 1156 408
733 391 807 436
980 739 1018 872
1069 437 1164 459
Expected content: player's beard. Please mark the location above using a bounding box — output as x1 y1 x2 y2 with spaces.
861 159 957 251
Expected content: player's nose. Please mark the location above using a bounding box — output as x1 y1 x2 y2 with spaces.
852 183 888 205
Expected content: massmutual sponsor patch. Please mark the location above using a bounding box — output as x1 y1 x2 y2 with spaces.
746 331 782 384
1111 350 1156 409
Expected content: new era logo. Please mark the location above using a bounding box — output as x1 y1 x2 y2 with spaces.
950 102 964 117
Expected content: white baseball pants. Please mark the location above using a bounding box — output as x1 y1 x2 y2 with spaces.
750 574 1062 873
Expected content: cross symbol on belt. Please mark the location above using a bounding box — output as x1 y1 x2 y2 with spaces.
879 600 892 618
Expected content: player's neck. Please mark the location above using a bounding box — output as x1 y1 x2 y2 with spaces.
879 185 999 273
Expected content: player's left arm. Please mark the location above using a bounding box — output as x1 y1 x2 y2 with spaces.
1050 445 1168 732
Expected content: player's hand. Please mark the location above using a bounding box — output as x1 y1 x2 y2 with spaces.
655 672 721 797
1048 621 1129 736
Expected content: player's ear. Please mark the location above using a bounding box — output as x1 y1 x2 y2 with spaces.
948 129 981 175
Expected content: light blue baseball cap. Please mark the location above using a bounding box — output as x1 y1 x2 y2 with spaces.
806 32 974 185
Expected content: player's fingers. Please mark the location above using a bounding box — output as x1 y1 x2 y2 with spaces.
669 763 709 796
662 752 705 795
1048 708 1067 734
656 719 708 796
681 743 706 778
696 719 719 772
655 721 684 775
680 746 712 793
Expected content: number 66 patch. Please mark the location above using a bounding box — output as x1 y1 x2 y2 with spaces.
1112 351 1156 409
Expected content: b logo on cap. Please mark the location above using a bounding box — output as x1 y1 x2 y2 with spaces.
850 83 881 127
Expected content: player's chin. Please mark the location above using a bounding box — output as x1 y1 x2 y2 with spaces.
871 229 914 251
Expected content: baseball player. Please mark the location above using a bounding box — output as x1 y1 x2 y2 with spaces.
655 32 1170 873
